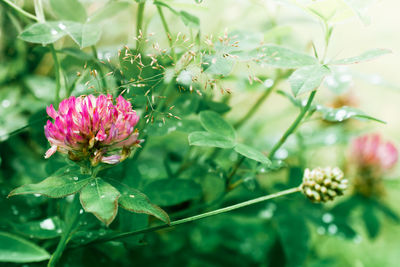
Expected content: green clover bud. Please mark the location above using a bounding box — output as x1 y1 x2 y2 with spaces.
301 167 348 202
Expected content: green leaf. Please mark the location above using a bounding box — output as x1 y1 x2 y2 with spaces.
50 0 87 22
289 65 331 96
88 2 132 23
8 167 91 198
362 206 380 239
257 45 318 68
79 178 120 226
144 179 202 206
189 131 235 148
0 232 50 263
19 22 67 44
234 144 271 165
331 49 391 65
179 11 200 28
118 186 170 224
199 110 236 140
61 22 102 48
343 0 375 24
374 201 400 222
317 105 385 123
202 54 234 76
13 217 63 239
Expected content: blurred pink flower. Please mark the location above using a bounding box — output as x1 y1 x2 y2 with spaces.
351 133 398 171
44 94 141 165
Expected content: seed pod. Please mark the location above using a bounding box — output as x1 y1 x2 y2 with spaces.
301 167 348 202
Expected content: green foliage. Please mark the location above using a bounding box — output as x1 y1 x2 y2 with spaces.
0 232 50 263
8 166 91 198
289 65 331 96
1 0 399 266
79 178 120 226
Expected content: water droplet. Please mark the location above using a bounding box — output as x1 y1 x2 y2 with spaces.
91 182 96 186
353 235 362 244
73 176 79 181
195 0 203 3
263 78 274 88
322 213 334 223
79 209 84 214
1 99 10 108
100 195 105 199
40 218 56 230
334 109 347 121
328 224 338 235
129 194 135 198
57 229 62 234
51 29 58 35
317 226 326 235
58 23 66 30
11 205 19 215
34 193 41 197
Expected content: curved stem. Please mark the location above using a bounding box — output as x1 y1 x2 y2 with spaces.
269 90 317 159
71 186 301 248
234 80 278 129
47 197 81 267
136 2 145 50
91 45 107 92
156 5 175 59
50 45 61 105
1 0 38 21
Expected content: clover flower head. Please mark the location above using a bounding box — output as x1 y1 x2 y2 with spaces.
351 133 398 172
44 94 140 165
302 167 348 202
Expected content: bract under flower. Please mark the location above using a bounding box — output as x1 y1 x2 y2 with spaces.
44 94 141 165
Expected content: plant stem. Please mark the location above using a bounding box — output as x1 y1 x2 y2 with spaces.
33 0 44 22
136 2 145 50
47 197 81 267
1 0 38 21
50 45 61 105
91 45 107 92
269 90 317 159
234 80 279 129
156 5 175 59
72 186 301 248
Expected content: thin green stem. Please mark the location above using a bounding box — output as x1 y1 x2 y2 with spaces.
1 0 38 21
269 90 317 159
50 45 61 105
132 78 176 162
136 2 145 50
91 46 107 92
47 197 81 267
234 79 279 129
72 186 301 248
156 5 175 60
226 156 245 187
33 0 44 22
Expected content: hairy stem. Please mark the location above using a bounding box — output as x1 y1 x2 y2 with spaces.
136 2 145 50
269 90 317 159
1 0 38 21
72 186 301 248
47 197 81 267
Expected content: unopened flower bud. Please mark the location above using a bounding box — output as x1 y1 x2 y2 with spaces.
301 167 348 202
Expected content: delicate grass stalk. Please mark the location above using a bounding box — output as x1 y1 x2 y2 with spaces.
1 0 38 21
72 186 301 248
50 45 62 105
156 5 175 59
136 2 145 50
234 79 280 129
268 90 317 159
47 197 81 267
91 45 107 92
